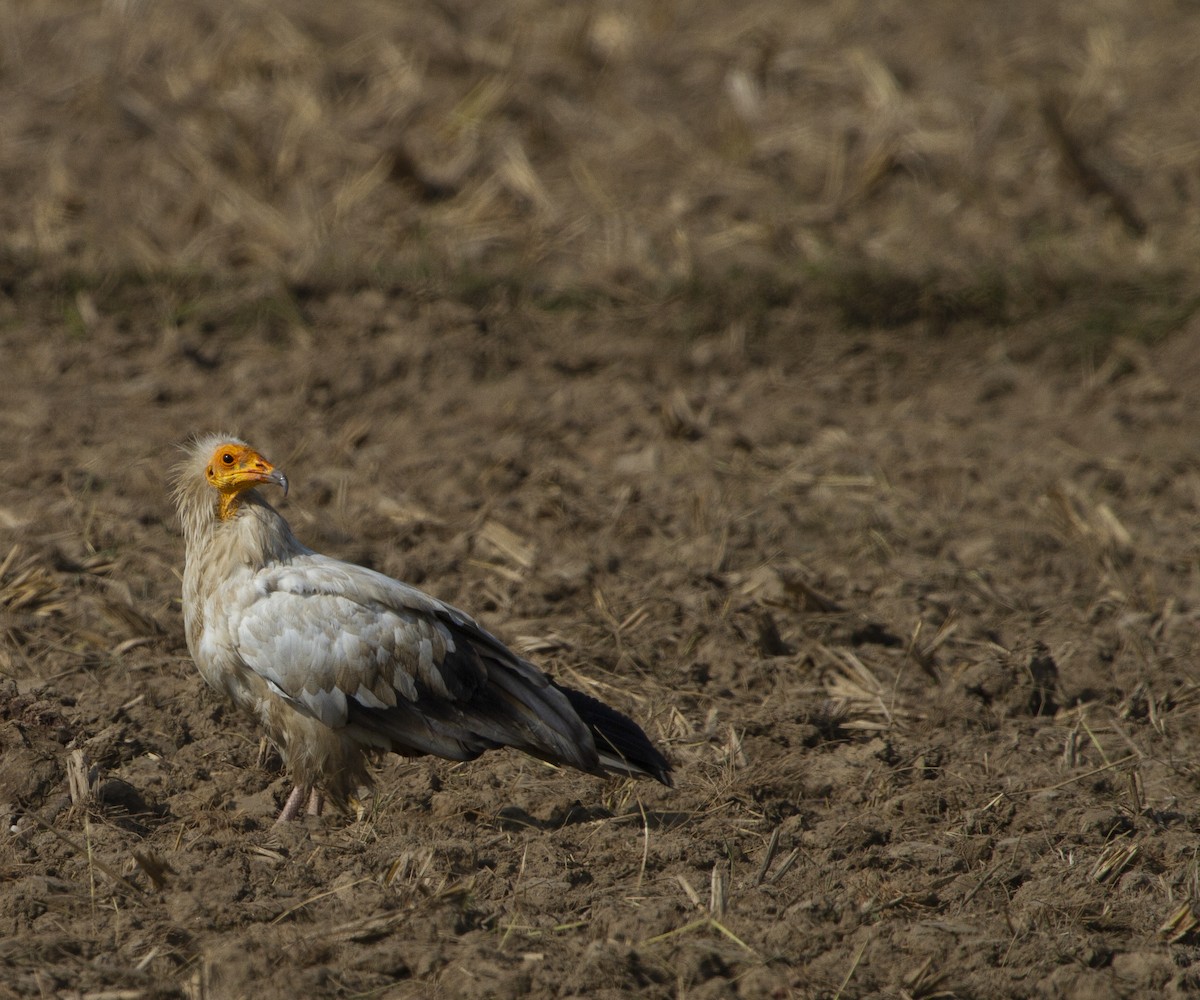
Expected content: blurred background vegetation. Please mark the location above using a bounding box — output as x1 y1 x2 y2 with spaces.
3 0 1197 346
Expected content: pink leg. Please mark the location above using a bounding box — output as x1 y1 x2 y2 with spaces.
306 789 325 816
275 783 309 823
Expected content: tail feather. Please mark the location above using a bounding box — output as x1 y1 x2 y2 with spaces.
555 684 673 787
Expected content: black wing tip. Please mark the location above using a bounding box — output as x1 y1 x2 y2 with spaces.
598 741 673 786
555 683 675 788
634 756 674 787
612 732 674 787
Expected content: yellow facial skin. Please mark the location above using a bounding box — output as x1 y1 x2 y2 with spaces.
205 444 288 519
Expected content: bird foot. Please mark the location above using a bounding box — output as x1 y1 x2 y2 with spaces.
275 784 309 823
275 784 326 823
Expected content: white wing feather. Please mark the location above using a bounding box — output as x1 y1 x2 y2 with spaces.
230 554 478 727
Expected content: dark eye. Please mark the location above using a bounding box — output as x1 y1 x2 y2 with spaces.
222 453 234 465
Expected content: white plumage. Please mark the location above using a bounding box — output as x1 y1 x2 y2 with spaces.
172 434 671 821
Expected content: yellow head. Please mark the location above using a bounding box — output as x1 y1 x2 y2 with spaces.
204 442 288 519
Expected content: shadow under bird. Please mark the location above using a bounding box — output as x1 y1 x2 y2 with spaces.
172 434 672 822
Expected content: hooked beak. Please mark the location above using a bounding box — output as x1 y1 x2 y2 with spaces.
218 451 289 498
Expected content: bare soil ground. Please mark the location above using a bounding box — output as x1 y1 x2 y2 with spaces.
4 1 1200 997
